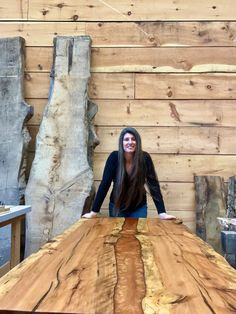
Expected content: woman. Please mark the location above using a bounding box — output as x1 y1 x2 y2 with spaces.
83 127 175 219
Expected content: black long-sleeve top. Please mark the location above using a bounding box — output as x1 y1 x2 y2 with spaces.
91 151 166 214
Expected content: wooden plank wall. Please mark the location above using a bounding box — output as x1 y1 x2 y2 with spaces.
1 1 236 231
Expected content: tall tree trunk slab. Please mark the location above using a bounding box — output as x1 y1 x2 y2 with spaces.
0 37 32 266
195 176 226 253
0 218 235 314
25 36 98 255
227 176 236 218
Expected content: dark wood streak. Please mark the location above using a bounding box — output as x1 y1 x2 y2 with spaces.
114 219 146 314
32 281 54 312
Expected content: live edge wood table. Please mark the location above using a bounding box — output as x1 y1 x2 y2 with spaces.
0 218 235 314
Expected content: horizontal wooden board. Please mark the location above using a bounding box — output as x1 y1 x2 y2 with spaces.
27 99 236 128
93 126 236 155
94 181 195 214
24 72 134 99
93 153 236 182
27 0 236 21
0 22 236 47
27 125 236 154
26 46 236 73
135 73 236 99
0 1 28 19
26 98 236 128
24 72 236 100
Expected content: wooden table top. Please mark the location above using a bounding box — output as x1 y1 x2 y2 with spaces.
0 218 235 314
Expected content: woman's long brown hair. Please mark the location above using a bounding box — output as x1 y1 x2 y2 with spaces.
114 127 146 213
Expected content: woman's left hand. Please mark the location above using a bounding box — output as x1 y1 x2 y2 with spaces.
159 213 176 220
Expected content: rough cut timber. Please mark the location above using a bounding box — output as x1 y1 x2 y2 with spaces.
227 176 236 218
25 36 98 255
195 176 226 253
0 218 235 314
0 37 32 266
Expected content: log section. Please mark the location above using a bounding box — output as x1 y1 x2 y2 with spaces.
0 218 235 313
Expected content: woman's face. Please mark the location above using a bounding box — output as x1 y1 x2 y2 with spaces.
123 132 136 153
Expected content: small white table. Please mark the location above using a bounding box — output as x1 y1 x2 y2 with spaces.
0 206 31 274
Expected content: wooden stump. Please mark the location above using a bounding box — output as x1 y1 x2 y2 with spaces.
0 37 32 266
195 176 226 253
25 36 98 255
227 176 236 218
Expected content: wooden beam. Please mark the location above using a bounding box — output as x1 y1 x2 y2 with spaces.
25 46 236 73
0 262 10 278
24 72 134 99
135 73 236 99
93 153 236 182
0 22 236 47
27 99 236 128
27 0 236 21
94 181 195 212
10 219 21 269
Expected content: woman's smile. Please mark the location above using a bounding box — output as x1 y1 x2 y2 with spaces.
123 132 136 153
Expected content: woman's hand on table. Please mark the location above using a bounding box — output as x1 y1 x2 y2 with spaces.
159 213 176 220
82 211 98 218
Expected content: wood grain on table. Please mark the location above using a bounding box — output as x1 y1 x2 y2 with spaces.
0 218 235 314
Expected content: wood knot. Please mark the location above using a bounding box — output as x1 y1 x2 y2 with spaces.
98 22 103 27
167 90 173 97
206 85 212 90
41 8 49 16
57 3 65 8
72 14 79 21
127 11 132 16
38 64 43 70
212 5 216 9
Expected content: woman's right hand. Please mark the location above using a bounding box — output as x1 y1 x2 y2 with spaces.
82 211 98 218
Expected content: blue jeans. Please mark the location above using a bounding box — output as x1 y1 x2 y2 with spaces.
109 202 147 218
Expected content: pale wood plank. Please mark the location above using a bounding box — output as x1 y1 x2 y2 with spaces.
0 219 235 313
27 99 236 127
27 125 236 154
0 1 28 20
90 126 236 155
94 99 236 127
24 73 134 99
94 181 195 212
86 21 236 47
28 0 236 21
135 73 236 99
93 153 236 182
0 22 86 46
24 72 236 100
10 219 21 269
1 22 236 47
26 46 236 73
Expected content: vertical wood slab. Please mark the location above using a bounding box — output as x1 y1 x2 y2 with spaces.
195 176 226 253
0 37 32 266
227 176 236 218
25 36 98 255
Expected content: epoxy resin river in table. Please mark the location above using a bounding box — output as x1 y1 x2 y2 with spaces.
0 218 235 313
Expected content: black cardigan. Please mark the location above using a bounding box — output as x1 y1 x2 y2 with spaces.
92 151 166 214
